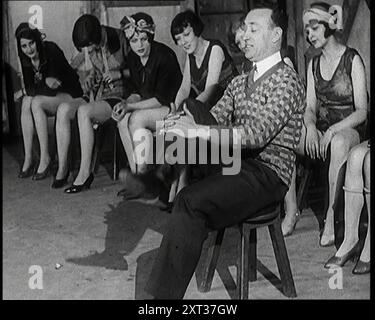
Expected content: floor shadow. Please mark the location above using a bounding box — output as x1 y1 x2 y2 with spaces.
65 199 169 271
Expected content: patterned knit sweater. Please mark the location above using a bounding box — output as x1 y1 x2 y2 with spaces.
210 61 306 186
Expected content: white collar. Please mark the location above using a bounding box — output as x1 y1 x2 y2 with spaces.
253 51 282 81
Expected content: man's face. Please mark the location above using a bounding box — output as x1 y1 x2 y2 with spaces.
242 9 277 62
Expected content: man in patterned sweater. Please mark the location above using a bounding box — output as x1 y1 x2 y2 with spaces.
145 1 306 299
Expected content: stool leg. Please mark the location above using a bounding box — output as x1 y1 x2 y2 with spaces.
237 223 251 299
197 229 225 293
113 131 117 180
249 228 257 282
268 217 297 298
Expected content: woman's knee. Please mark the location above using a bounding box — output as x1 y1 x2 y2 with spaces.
77 104 92 121
30 96 45 113
330 131 355 157
128 110 145 131
56 102 75 124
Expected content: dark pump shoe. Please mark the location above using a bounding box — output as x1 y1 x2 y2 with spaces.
64 173 94 194
52 172 70 189
32 162 52 180
324 242 360 269
352 260 370 275
18 165 34 178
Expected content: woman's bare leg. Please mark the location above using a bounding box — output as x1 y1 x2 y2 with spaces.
31 93 73 173
320 128 360 245
73 100 112 185
335 141 367 256
20 96 34 171
282 125 306 235
360 150 370 262
118 107 169 175
55 98 85 179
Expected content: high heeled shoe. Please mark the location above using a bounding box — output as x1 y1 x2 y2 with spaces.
32 162 52 180
352 260 370 275
282 211 301 237
18 164 35 178
324 242 361 269
64 173 94 194
51 171 70 189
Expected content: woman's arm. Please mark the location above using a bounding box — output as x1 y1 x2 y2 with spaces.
303 60 318 129
196 45 225 103
328 55 368 134
126 97 161 111
174 55 191 108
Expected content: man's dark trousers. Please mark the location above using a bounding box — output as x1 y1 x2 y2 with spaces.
145 100 289 299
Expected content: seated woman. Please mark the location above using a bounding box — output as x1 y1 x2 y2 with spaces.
15 23 83 183
324 140 370 274
282 2 368 243
112 12 182 178
64 14 129 194
167 10 238 198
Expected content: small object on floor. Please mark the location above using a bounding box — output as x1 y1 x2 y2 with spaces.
281 211 301 237
55 263 63 270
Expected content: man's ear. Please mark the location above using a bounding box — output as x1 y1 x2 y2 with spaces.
272 26 283 44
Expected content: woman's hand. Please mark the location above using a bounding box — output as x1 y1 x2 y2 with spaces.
164 104 200 138
45 77 62 89
111 100 128 122
305 125 320 160
82 76 94 93
319 128 335 161
103 70 120 84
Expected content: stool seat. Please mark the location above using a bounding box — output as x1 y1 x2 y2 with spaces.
196 202 297 299
243 203 280 224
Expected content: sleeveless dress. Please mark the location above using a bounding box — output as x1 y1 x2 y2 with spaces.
313 47 367 139
188 39 238 107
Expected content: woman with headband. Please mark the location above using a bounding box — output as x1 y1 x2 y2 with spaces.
15 23 83 183
112 12 182 186
64 14 129 193
282 3 368 246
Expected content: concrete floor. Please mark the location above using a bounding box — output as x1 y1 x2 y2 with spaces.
2 140 370 300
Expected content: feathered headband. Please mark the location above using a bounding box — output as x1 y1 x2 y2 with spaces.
303 6 343 31
120 16 155 39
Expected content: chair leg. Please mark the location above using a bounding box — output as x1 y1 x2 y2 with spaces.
91 126 101 174
196 229 225 293
238 223 251 299
113 130 117 180
268 217 297 298
249 228 257 282
297 159 312 211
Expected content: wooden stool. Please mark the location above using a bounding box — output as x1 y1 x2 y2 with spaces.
197 203 297 299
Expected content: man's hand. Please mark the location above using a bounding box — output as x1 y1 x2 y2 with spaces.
111 100 128 122
45 77 62 89
164 103 204 139
103 70 120 85
82 76 94 93
305 125 320 160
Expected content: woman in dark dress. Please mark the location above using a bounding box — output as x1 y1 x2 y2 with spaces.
282 3 368 245
15 23 83 183
111 12 182 176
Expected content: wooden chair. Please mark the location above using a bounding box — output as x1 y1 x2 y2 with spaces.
197 203 297 299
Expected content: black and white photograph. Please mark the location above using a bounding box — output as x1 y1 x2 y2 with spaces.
2 0 371 304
